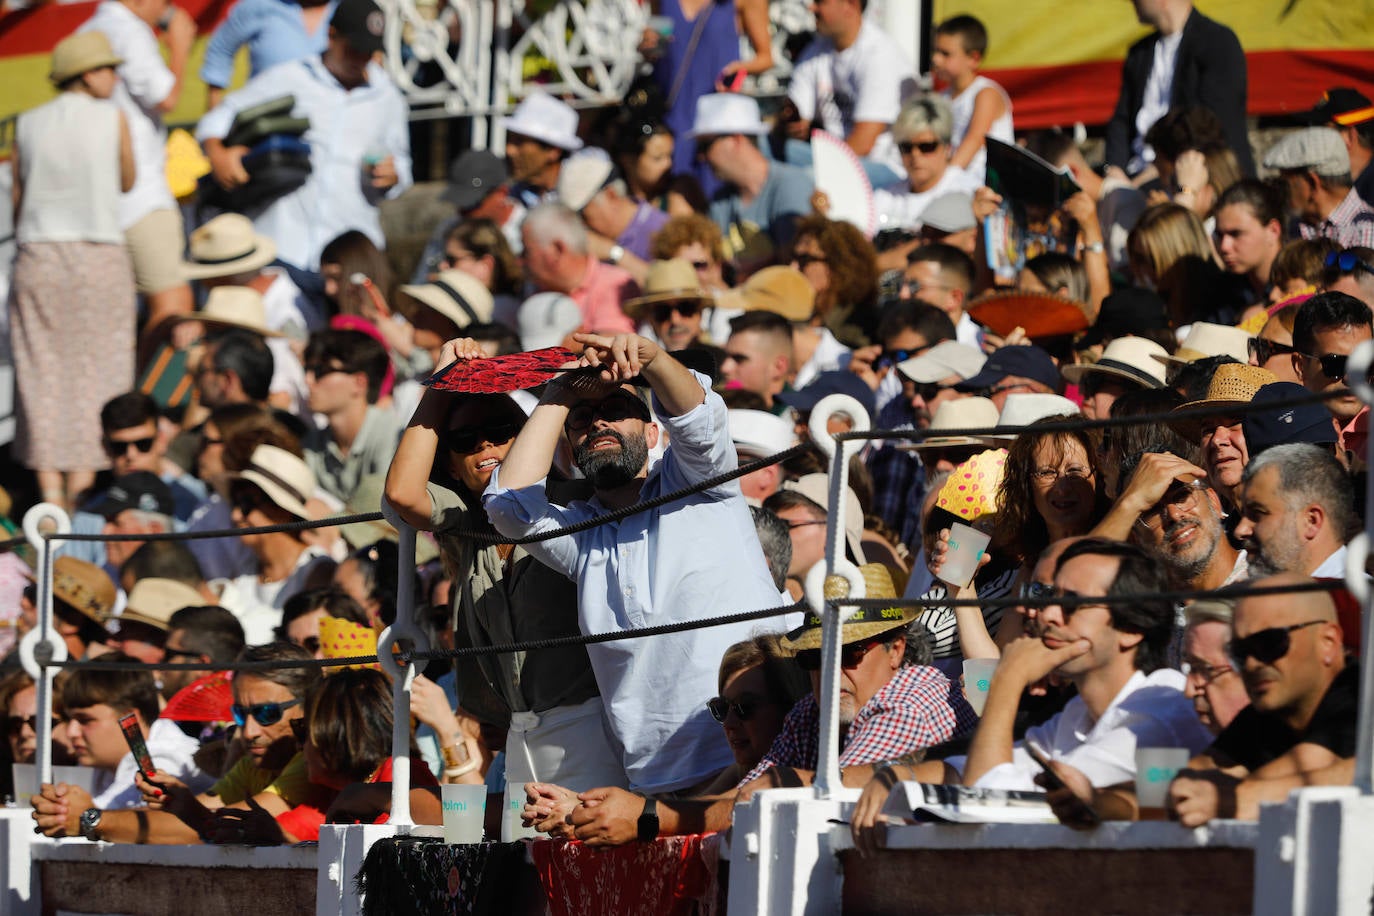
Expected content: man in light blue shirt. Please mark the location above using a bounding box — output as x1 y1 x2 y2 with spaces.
197 0 411 271
483 333 789 794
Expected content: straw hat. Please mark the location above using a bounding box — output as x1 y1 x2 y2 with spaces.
1061 336 1168 388
182 214 278 280
624 260 713 318
907 397 1000 450
238 444 315 520
50 31 122 85
716 266 815 322
1168 364 1278 442
781 563 917 651
978 392 1080 442
25 557 116 628
1155 322 1252 367
936 449 1007 521
395 270 495 331
187 286 284 338
728 409 798 457
781 474 867 566
120 578 205 632
502 92 583 151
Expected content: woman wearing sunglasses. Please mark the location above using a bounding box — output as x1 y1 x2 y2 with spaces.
1247 302 1303 384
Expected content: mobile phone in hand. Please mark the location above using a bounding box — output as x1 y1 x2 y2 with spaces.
1025 740 1099 825
119 712 156 781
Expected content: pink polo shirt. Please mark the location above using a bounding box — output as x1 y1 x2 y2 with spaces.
569 259 638 335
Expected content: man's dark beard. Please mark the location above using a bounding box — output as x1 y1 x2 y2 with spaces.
574 428 648 489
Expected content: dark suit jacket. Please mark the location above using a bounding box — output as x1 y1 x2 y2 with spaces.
1104 8 1254 176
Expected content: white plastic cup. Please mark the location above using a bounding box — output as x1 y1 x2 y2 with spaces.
500 783 539 842
441 784 487 844
937 522 992 589
962 658 998 716
1134 747 1190 810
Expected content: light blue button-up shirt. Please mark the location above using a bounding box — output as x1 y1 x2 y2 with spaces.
196 56 412 270
484 374 789 794
199 0 338 89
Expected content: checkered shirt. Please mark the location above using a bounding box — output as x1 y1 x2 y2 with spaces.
1297 188 1374 248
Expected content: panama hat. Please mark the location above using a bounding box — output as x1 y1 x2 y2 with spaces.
1155 322 1252 367
728 408 798 457
182 214 278 280
188 286 284 338
395 270 495 331
50 31 122 85
716 266 815 322
1061 336 1168 388
1168 364 1278 442
502 92 583 152
781 563 916 651
24 557 115 629
237 444 315 520
120 578 205 632
907 397 1000 450
624 260 713 318
686 93 769 140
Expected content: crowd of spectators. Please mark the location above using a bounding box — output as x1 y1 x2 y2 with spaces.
2 0 1372 868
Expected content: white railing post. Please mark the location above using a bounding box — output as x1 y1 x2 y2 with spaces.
804 394 871 796
1344 337 1374 793
375 500 431 827
17 504 71 789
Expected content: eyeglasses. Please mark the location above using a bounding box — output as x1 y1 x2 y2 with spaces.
651 300 703 324
908 380 953 404
440 249 477 269
103 437 155 457
4 715 59 737
900 278 951 296
1030 464 1093 485
793 253 828 270
784 519 827 530
231 487 270 517
446 421 521 454
1018 581 1056 602
1248 337 1297 365
1137 479 1207 531
162 648 205 664
897 139 943 155
230 699 299 728
1227 620 1326 666
707 696 767 723
1302 351 1352 384
794 636 886 672
1324 250 1374 277
1181 659 1234 686
968 381 1037 399
565 395 649 432
305 363 351 379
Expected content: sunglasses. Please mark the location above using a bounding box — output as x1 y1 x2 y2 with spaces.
966 381 1037 399
4 715 59 737
1303 351 1354 384
651 300 703 324
103 437 155 457
688 260 710 271
876 345 929 371
1227 619 1326 666
230 699 299 728
1248 337 1296 365
794 636 885 672
1018 581 1056 601
162 648 205 664
231 486 270 517
1324 250 1374 277
305 363 351 379
793 253 828 270
446 421 521 454
1137 479 1206 531
707 696 765 723
898 139 943 155
565 396 649 432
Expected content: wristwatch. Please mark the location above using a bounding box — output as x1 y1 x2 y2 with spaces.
79 807 103 841
607 244 625 265
636 796 659 843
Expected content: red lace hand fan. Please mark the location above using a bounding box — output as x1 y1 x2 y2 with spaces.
423 346 590 394
161 671 234 722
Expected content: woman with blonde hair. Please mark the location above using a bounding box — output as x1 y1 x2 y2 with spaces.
1127 203 1246 327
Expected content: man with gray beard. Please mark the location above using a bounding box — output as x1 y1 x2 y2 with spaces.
1233 443 1354 578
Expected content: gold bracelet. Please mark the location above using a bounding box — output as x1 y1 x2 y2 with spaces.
440 740 471 770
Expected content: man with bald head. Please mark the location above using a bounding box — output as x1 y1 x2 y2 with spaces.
1167 574 1358 826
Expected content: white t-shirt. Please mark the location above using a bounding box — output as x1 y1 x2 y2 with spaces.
92 718 212 809
1132 30 1185 172
80 1 177 228
788 19 918 177
943 74 1014 185
211 545 332 645
873 166 981 233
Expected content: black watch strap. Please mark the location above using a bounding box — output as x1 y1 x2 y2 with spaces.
636 796 659 843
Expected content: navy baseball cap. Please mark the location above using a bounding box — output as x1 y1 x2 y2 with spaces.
954 345 1061 394
776 371 876 420
1242 382 1339 458
98 472 175 520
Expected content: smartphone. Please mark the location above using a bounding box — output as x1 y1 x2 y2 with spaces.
119 712 156 781
1025 740 1099 825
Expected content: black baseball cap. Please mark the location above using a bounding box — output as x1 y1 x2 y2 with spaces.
1242 382 1339 457
441 150 507 211
330 0 385 56
98 472 175 520
1295 87 1374 127
1076 287 1170 350
954 345 1061 393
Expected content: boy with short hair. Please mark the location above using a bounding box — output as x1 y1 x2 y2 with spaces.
932 14 1013 184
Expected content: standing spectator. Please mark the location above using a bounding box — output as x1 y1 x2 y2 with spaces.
932 14 1012 184
1104 0 1252 177
78 0 196 336
198 0 412 270
200 0 337 108
1263 128 1374 249
9 32 135 513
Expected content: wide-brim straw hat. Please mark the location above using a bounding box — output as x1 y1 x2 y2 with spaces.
50 31 122 85
25 556 115 629
906 397 1000 450
1168 364 1278 441
968 290 1090 339
625 259 714 318
182 214 278 280
187 285 284 338
395 270 495 331
1155 322 1252 367
120 578 205 632
715 266 815 322
782 563 917 651
1062 336 1169 388
237 444 315 520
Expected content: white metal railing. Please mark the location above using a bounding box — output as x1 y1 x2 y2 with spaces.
1343 336 1374 792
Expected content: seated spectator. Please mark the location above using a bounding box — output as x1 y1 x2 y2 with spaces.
1241 383 1341 463
1270 238 1342 304
160 604 246 700
728 409 798 504
789 216 880 348
953 345 1063 408
933 14 1012 184
2 671 69 770
413 150 523 283
1291 291 1372 452
278 587 369 658
624 259 717 354
522 202 638 335
1028 129 1147 275
21 557 115 661
178 287 309 416
502 91 583 209
1214 180 1287 306
101 392 207 524
650 213 735 342
1263 127 1374 249
1063 337 1169 421
1322 246 1374 308
902 244 980 348
764 476 868 600
1248 303 1304 383
1167 363 1278 505
1168 574 1357 826
1234 443 1354 578
749 506 795 595
193 330 277 418
720 310 796 412
96 472 177 579
558 150 670 285
1128 203 1246 327
108 578 205 665
721 267 830 387
332 540 407 630
1181 600 1250 736
432 219 524 327
302 328 399 505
